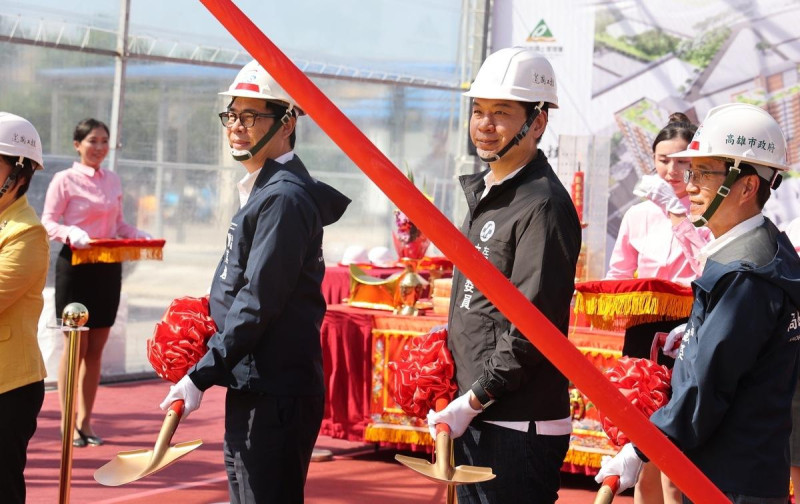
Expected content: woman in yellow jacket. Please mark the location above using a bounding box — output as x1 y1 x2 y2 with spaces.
0 112 49 504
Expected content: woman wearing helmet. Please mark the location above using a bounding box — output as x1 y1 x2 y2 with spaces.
0 112 49 504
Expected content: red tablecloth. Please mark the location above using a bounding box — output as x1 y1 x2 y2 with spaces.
319 304 446 451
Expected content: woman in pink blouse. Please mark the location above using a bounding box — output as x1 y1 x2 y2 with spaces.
41 118 149 447
605 113 711 504
607 113 710 286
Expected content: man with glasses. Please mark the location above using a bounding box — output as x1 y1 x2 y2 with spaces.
597 103 800 503
160 60 350 503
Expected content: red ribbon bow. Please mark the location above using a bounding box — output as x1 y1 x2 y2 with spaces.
146 296 217 383
601 356 672 447
389 327 458 419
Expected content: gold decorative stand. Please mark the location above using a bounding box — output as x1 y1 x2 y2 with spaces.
58 302 89 504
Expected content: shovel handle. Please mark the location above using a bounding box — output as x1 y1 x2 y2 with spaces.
169 400 185 419
593 476 620 504
434 397 451 436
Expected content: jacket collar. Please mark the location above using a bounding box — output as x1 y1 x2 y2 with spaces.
0 194 30 230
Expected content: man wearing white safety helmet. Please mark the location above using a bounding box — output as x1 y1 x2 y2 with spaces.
427 47 581 504
596 103 800 503
160 60 350 503
0 112 48 504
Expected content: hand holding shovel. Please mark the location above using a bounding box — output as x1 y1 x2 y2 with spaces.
594 475 619 504
395 397 495 503
94 400 202 486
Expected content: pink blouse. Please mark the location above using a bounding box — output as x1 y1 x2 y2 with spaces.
41 162 141 244
606 198 711 285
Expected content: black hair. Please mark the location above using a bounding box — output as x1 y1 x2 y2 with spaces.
524 102 550 141
1 155 35 198
264 101 297 149
652 112 696 151
728 162 771 209
73 118 110 143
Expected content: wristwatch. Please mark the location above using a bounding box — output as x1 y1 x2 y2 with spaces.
470 380 495 410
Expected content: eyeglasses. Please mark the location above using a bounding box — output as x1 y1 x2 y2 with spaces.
683 168 728 185
218 111 279 128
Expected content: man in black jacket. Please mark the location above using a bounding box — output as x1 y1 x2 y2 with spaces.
160 60 350 503
428 47 581 504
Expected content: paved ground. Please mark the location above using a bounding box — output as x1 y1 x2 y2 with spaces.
25 379 632 504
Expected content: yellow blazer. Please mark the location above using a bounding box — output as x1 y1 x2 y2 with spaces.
0 195 48 394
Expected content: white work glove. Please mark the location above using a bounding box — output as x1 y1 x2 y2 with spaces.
159 375 204 419
594 443 644 493
663 323 687 359
426 392 481 439
633 174 686 216
135 230 153 239
67 226 91 249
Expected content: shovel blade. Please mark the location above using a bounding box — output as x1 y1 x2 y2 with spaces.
94 439 202 486
394 454 495 484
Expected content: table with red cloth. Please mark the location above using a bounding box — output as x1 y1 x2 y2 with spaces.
319 303 630 472
319 304 447 452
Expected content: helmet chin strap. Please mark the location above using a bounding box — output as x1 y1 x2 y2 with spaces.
478 101 544 163
230 108 292 162
691 160 741 228
0 156 24 198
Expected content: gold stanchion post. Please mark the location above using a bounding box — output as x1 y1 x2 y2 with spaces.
58 302 89 504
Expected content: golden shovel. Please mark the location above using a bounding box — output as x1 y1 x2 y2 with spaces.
395 398 495 503
94 400 202 486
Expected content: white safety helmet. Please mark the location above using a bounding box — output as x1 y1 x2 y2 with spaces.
464 47 558 108
669 103 790 227
669 103 789 177
0 112 44 170
368 246 396 268
340 245 369 265
220 60 304 116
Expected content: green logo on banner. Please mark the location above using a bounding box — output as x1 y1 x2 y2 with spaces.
529 19 553 39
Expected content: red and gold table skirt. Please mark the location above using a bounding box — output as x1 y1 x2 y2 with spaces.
319 304 626 471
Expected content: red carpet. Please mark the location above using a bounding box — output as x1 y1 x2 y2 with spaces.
24 379 631 503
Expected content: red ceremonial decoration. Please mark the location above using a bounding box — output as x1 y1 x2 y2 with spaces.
600 357 672 447
70 238 166 265
146 296 217 383
389 326 457 419
574 278 693 331
392 209 431 260
196 1 729 501
571 169 585 224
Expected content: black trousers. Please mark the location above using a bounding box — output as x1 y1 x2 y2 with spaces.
454 421 569 504
0 380 45 504
223 389 324 504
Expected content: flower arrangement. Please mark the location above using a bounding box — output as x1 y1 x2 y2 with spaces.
392 168 431 259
